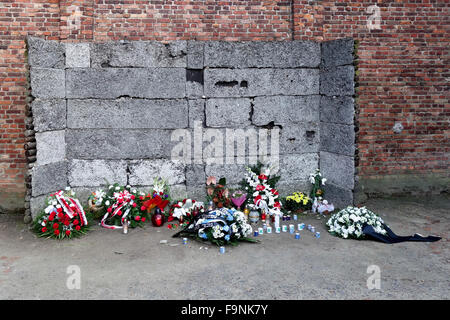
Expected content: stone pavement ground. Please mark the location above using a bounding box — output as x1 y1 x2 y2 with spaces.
0 196 448 300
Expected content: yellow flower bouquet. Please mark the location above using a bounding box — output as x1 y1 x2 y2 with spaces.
284 192 312 212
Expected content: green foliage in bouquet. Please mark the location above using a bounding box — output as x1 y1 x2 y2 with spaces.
140 177 172 218
173 208 259 246
99 183 149 228
283 192 312 212
32 188 91 240
309 169 326 200
239 161 281 210
239 161 280 191
326 206 387 239
206 176 232 208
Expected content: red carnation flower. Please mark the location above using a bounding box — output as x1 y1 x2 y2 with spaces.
140 206 146 211
41 227 47 233
139 196 144 201
131 195 135 200
274 201 281 208
73 219 79 226
256 184 265 191
64 220 70 226
65 230 71 236
52 223 59 229
132 203 137 208
54 229 60 236
57 207 63 213
258 174 268 180
117 210 122 216
107 207 112 213
75 225 81 231
135 216 141 221
57 212 64 219
141 217 146 222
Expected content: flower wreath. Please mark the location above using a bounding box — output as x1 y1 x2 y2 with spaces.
168 198 205 224
100 183 148 229
139 178 171 215
326 206 387 239
32 188 90 239
284 191 312 212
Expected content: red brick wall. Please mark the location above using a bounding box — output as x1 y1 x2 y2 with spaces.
318 0 449 179
1 0 448 211
0 0 60 204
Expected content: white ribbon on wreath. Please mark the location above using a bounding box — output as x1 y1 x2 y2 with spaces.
54 190 88 226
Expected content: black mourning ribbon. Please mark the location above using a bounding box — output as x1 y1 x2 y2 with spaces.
362 223 441 244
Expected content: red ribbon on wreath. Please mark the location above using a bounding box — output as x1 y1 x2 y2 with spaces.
100 190 133 230
54 190 88 226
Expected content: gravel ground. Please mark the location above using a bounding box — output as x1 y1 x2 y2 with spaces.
0 195 448 300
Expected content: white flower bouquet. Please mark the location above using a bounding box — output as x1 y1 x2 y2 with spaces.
242 166 282 216
326 206 387 239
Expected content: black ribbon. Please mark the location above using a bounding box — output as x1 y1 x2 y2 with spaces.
362 223 441 244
